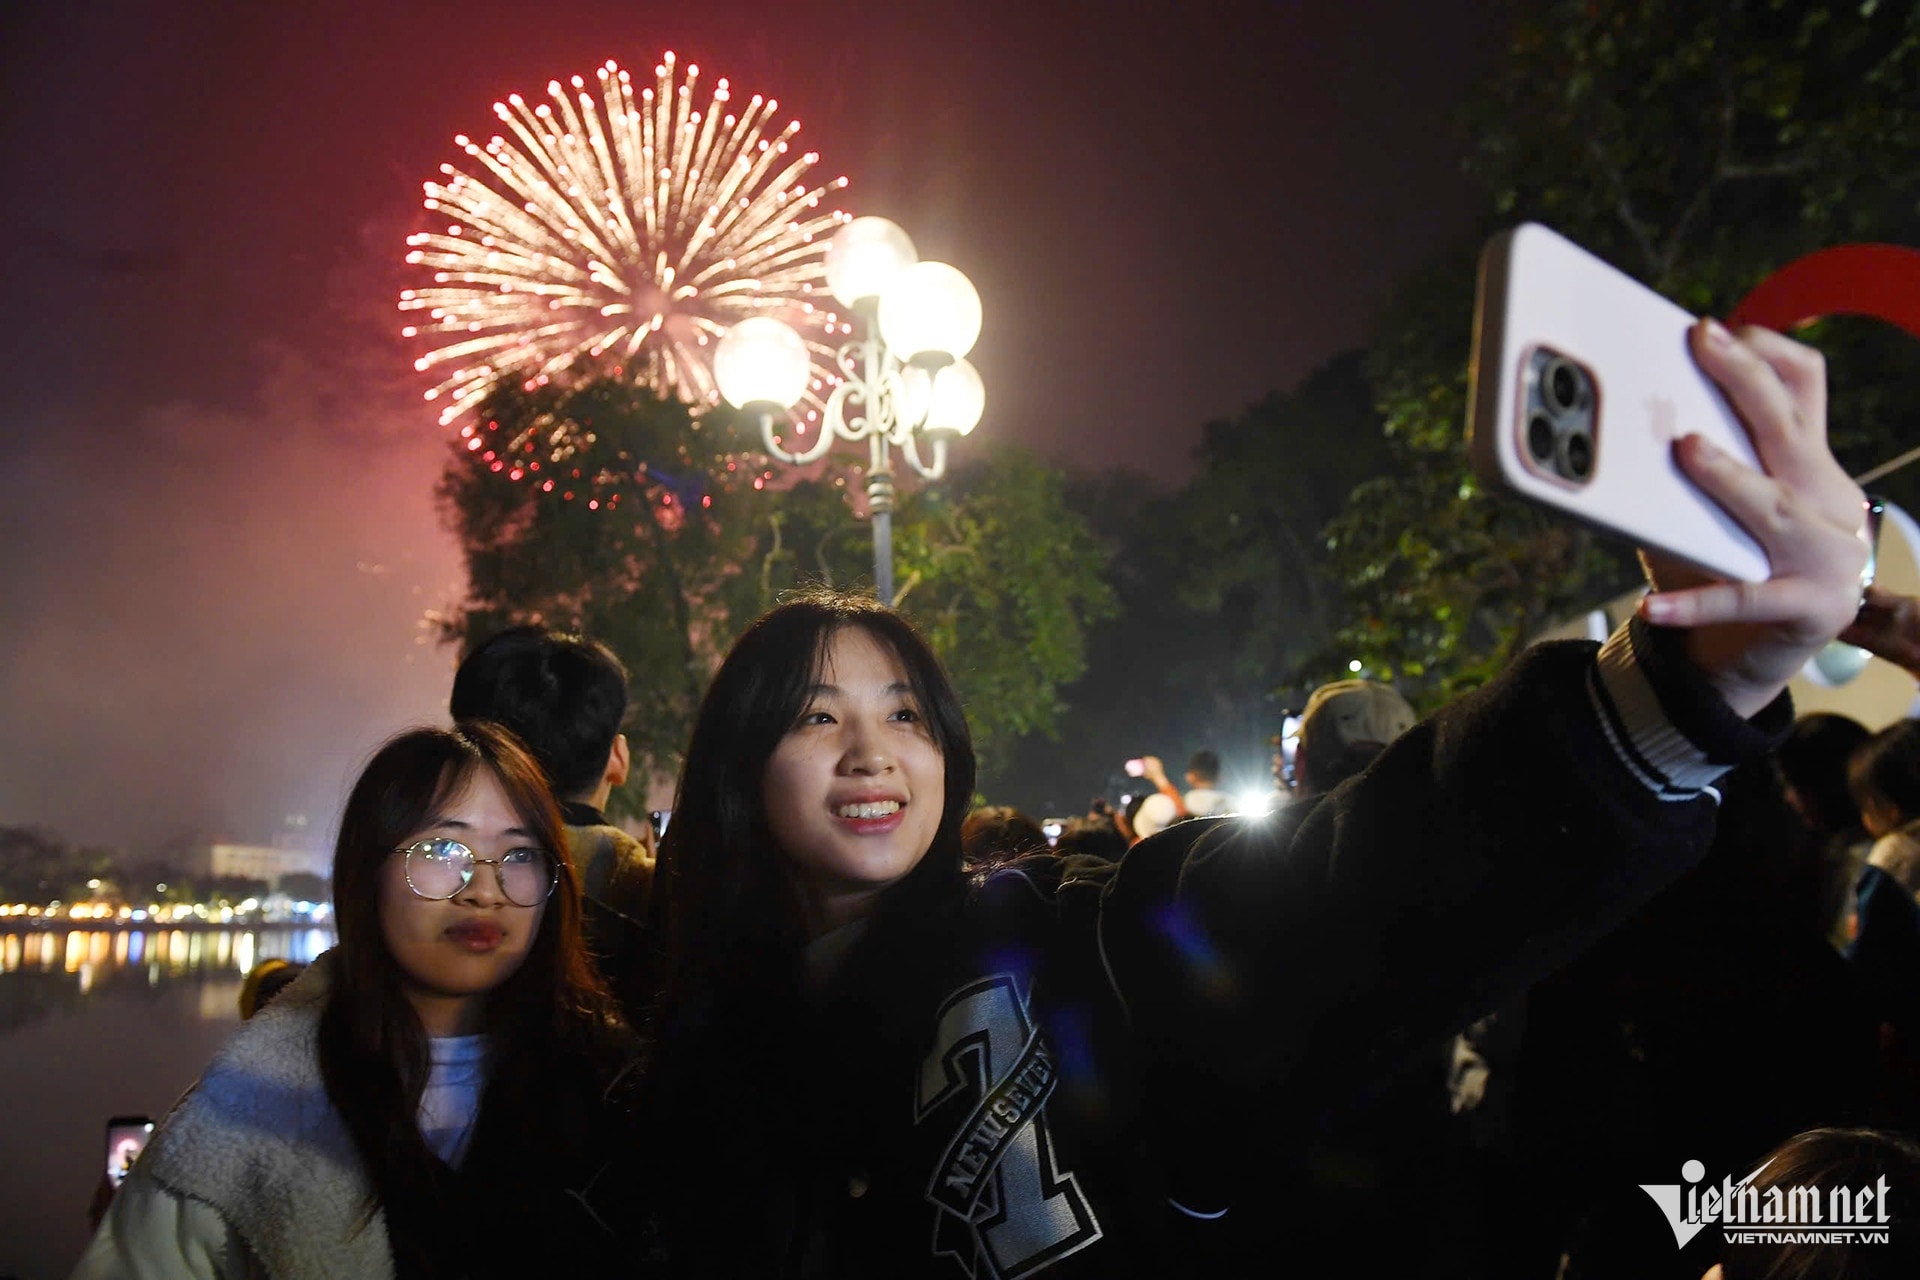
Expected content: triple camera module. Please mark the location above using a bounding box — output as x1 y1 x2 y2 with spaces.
1523 347 1597 484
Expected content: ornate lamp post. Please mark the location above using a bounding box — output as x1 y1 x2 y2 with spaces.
714 216 984 605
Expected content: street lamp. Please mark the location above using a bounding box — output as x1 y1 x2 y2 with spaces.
715 216 984 605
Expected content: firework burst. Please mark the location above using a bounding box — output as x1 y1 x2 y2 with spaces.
402 53 852 434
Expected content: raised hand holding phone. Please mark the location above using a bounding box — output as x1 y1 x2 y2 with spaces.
1469 224 1868 718
1639 319 1869 716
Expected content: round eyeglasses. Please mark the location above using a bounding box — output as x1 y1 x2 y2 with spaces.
398 838 557 907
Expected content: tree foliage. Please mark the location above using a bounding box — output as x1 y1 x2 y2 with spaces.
1326 0 1920 703
891 450 1118 772
436 380 761 796
979 359 1391 813
1164 352 1394 699
0 826 116 902
436 379 1115 808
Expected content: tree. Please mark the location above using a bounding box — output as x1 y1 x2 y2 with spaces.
278 871 329 901
888 448 1118 774
0 826 71 902
437 379 764 798
1162 352 1395 700
1326 0 1920 702
690 439 1121 773
0 826 117 902
976 359 1391 816
437 378 1116 809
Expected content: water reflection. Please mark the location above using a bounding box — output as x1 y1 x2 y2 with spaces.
0 928 334 1032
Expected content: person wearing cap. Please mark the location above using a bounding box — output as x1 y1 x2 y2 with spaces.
1289 679 1418 799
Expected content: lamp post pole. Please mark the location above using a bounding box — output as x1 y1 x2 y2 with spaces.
717 217 983 607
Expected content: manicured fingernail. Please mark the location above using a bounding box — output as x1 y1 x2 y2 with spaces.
1703 318 1734 349
1681 433 1723 462
1641 594 1675 623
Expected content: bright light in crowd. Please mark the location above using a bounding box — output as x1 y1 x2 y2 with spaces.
1237 789 1278 816
1348 659 1363 673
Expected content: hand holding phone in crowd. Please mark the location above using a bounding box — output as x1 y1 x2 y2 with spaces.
1470 223 1868 718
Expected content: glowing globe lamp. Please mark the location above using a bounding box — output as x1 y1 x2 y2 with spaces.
878 262 981 364
825 217 917 308
901 359 986 436
714 316 811 410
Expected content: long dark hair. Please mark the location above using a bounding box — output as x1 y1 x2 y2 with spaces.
1773 713 1870 834
1848 719 1920 828
633 592 975 1260
317 722 614 1273
652 588 975 1014
1719 1127 1920 1279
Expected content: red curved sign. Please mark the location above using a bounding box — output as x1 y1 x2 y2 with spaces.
1730 244 1920 339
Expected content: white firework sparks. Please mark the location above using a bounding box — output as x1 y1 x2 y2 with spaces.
402 53 852 428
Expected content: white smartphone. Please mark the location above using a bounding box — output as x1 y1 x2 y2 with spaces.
1467 222 1770 582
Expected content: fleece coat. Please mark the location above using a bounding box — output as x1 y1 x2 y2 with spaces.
73 954 394 1280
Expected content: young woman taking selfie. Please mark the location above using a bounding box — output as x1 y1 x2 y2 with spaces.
631 462 1851 1278
74 722 636 1280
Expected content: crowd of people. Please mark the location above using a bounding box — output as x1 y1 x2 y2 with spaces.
66 323 1920 1278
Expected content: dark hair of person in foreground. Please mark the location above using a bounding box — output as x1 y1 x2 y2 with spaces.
1715 1127 1920 1280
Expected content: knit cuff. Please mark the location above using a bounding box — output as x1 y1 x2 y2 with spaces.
1588 616 1792 801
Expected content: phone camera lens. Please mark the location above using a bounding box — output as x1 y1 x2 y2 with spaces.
1564 432 1594 481
1542 358 1583 414
1527 413 1556 462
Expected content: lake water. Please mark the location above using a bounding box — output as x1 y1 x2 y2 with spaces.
0 927 334 1280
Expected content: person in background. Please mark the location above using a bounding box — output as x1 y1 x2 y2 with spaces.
1846 719 1920 900
73 723 636 1280
1118 789 1152 845
451 626 654 1005
1289 678 1417 800
1179 751 1232 817
1131 750 1232 839
959 805 1049 869
1054 806 1130 862
1127 754 1188 840
1842 719 1920 1053
1772 712 1873 949
237 958 307 1020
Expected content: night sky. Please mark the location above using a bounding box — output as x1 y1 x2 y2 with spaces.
0 0 1500 855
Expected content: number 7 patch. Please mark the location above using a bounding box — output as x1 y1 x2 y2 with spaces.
917 973 1104 1278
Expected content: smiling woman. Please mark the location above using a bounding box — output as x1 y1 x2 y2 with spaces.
71 723 638 1280
625 325 1870 1272
762 626 949 936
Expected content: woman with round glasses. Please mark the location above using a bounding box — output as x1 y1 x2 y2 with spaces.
74 722 637 1280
